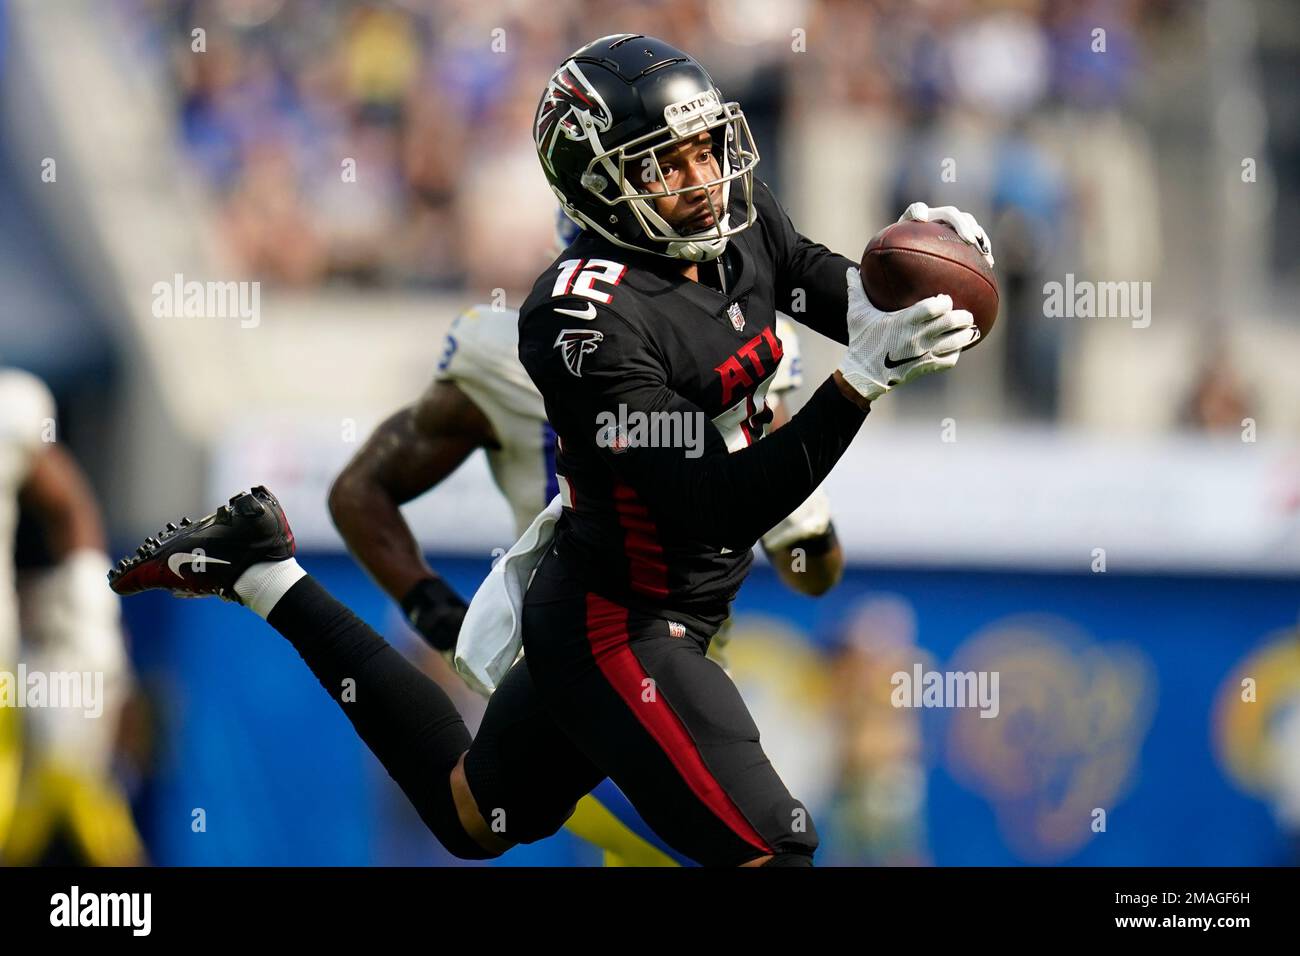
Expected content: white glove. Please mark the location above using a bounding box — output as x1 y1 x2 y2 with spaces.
898 202 995 268
837 267 977 403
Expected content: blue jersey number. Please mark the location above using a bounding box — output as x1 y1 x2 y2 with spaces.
436 335 458 373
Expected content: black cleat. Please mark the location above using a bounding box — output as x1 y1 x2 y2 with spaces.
108 486 295 603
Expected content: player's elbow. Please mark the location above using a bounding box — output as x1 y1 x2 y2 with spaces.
327 468 367 533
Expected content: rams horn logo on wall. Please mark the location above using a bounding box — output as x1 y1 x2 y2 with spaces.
555 328 604 377
535 60 613 175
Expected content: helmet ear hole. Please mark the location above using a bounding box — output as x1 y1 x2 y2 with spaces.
709 126 727 161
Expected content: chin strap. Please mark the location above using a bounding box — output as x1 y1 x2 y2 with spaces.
571 204 732 264
666 221 731 262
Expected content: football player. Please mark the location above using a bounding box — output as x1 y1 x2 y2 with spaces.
110 35 990 867
0 368 141 865
327 213 840 866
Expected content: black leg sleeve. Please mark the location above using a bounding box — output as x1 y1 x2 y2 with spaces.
265 575 496 859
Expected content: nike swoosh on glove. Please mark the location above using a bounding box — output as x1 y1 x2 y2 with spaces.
837 266 977 403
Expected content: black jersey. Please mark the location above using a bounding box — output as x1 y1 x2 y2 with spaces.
518 180 867 629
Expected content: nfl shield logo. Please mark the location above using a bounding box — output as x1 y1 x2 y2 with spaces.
668 621 686 639
727 302 745 332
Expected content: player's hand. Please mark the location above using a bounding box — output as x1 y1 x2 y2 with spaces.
837 266 977 403
401 577 468 654
898 202 994 268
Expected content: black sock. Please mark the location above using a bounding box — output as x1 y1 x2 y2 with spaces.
266 575 493 857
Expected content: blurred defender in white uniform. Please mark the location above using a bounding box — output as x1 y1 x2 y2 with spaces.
0 368 140 865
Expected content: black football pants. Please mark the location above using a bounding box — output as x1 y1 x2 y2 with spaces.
463 546 818 866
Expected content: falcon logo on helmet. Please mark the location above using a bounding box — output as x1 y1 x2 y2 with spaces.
535 61 612 175
533 34 761 265
554 328 604 377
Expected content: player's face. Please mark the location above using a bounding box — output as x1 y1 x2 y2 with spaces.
642 132 724 232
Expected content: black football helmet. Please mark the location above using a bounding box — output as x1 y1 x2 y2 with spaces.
533 34 760 263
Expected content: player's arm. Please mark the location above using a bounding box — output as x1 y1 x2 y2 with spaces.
524 243 974 551
759 400 843 596
19 444 108 556
17 441 125 674
327 379 496 650
18 434 132 798
9 373 121 675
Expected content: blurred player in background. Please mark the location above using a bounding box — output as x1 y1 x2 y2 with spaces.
327 210 843 865
0 368 141 866
824 596 930 866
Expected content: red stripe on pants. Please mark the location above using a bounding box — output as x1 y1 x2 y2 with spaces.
583 592 773 857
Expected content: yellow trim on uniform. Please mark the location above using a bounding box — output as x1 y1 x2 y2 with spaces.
2 761 145 866
0 704 20 849
563 794 678 867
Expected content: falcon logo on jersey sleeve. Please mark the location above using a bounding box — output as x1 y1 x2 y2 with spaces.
534 60 612 174
554 328 605 377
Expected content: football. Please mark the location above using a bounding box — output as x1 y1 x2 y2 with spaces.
860 220 1000 347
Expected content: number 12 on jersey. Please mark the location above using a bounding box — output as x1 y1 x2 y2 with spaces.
552 259 627 305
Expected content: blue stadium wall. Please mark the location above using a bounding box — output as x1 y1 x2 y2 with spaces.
121 554 1300 866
